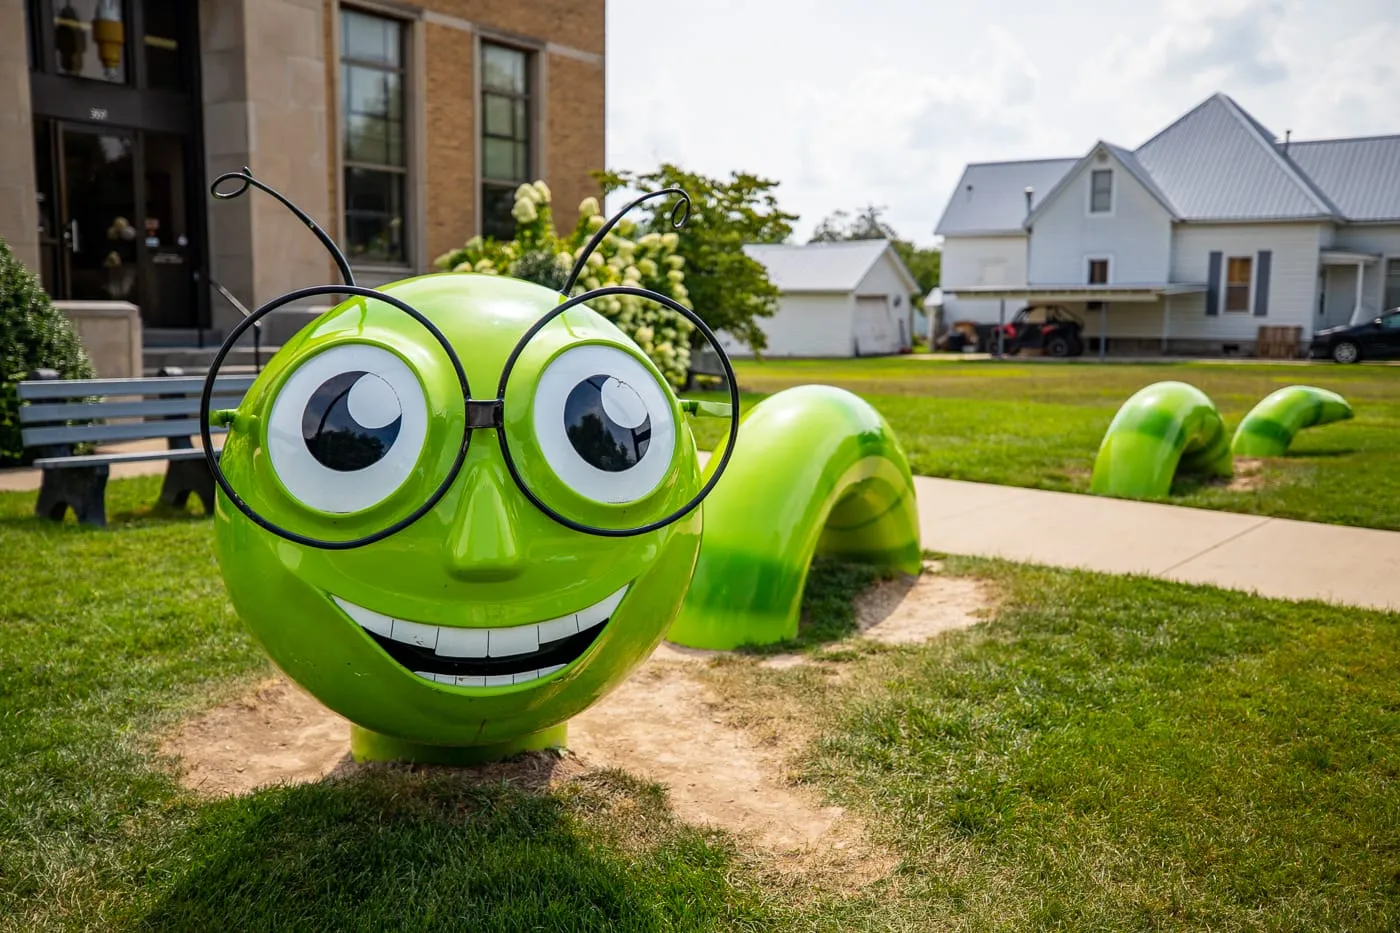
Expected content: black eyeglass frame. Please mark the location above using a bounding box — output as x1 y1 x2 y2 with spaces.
199 283 740 550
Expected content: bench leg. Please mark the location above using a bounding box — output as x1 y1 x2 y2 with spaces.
159 458 216 515
35 466 110 528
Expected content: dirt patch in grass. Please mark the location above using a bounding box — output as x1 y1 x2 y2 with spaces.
1226 457 1268 492
159 564 995 887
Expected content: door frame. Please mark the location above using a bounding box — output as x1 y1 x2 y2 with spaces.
27 0 211 334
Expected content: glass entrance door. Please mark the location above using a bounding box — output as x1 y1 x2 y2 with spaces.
58 125 140 304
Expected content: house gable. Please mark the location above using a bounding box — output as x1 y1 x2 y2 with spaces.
1024 142 1175 285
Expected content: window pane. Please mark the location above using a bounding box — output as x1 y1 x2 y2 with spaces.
483 138 516 180
482 43 526 93
481 183 518 240
385 71 403 121
484 94 514 137
54 0 129 84
1227 257 1252 286
344 167 405 264
342 9 399 66
346 114 388 164
514 142 528 180
1088 260 1108 284
513 100 528 139
1090 170 1112 212
346 65 389 120
142 0 188 91
1226 285 1249 312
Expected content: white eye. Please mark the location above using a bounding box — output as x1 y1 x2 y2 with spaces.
533 344 676 504
266 344 428 513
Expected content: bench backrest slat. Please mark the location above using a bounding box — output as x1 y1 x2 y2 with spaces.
22 419 226 447
16 375 256 401
19 393 247 424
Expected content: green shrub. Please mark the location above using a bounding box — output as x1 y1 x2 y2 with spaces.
0 237 94 465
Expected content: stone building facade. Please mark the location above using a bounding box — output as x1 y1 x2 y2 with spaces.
1 0 605 348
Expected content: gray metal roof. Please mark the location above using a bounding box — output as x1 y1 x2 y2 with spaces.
1134 94 1337 221
1287 135 1400 222
742 239 916 293
934 158 1076 235
1103 143 1179 216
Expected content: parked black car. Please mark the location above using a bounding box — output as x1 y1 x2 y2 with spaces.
1310 308 1400 363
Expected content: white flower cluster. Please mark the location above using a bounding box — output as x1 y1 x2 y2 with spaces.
432 180 696 386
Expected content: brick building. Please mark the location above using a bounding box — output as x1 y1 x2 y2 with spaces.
1 0 605 368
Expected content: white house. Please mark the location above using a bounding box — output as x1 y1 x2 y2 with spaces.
935 93 1400 354
725 240 920 357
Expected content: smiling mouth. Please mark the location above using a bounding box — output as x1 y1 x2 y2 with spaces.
331 584 629 688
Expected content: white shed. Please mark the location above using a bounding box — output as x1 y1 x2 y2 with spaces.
726 240 919 357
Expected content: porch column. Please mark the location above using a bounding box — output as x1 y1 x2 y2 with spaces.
1162 300 1170 354
1350 261 1366 325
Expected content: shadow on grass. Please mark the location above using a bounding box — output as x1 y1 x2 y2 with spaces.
135 765 770 932
733 557 890 658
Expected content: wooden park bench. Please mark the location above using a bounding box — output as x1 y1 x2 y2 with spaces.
17 369 252 527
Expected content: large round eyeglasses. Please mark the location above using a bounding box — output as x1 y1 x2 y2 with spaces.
199 170 739 551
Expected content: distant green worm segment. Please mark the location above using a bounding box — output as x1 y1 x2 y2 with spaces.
1231 386 1353 458
1090 381 1232 499
667 385 923 650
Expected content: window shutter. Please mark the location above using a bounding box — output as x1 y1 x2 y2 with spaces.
1254 250 1271 316
1205 252 1222 316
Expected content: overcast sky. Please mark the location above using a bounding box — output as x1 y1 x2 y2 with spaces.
604 0 1400 246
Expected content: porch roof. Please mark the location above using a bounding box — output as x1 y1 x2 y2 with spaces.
1320 249 1380 265
942 283 1207 303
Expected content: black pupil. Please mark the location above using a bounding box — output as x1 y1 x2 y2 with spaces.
565 375 651 472
302 370 402 472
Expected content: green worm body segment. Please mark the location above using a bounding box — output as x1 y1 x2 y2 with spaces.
1231 386 1353 457
1090 381 1232 500
667 384 923 650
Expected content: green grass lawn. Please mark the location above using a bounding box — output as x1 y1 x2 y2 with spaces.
711 358 1400 530
3 479 1398 929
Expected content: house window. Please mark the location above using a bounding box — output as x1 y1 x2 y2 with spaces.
1090 170 1113 213
1087 258 1109 284
1385 258 1400 311
1225 256 1252 312
481 42 532 240
340 8 408 266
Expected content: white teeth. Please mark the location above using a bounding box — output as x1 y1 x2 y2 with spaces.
488 624 539 658
436 626 488 659
578 586 627 630
537 612 580 644
334 597 394 637
391 619 439 650
339 584 630 689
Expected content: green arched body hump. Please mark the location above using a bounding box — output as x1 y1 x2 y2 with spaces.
1231 386 1353 457
1090 381 1232 499
667 385 922 650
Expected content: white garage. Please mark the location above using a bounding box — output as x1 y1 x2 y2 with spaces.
723 240 919 358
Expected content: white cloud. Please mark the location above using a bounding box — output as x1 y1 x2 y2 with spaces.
605 0 1400 245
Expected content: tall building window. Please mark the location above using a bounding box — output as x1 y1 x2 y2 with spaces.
481 42 532 240
1089 169 1113 213
1225 256 1252 312
341 8 407 265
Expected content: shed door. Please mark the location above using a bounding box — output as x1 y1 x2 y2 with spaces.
853 295 897 356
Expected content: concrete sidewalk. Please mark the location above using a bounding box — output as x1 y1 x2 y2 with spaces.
4 451 1397 613
917 477 1400 613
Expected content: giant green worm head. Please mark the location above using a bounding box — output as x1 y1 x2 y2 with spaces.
200 172 727 752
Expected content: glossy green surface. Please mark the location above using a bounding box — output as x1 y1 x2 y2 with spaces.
214 273 703 756
1090 381 1233 499
667 385 923 650
1231 386 1354 458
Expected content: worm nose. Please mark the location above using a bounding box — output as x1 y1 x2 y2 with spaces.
444 462 524 582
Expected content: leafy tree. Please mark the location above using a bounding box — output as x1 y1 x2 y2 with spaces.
434 182 695 385
0 238 94 465
597 164 797 354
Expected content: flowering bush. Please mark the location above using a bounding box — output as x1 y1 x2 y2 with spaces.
433 182 694 387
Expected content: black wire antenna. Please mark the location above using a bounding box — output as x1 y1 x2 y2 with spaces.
211 167 356 288
562 187 690 294
201 170 735 547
